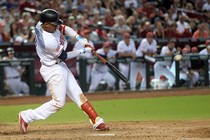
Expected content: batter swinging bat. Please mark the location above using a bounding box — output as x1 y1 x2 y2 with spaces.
93 52 128 83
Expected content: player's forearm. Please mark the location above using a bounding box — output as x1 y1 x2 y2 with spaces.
64 26 77 38
66 49 84 60
65 26 88 46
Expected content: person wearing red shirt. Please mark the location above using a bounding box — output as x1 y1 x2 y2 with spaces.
192 23 209 39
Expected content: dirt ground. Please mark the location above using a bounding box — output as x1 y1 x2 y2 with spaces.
0 88 210 140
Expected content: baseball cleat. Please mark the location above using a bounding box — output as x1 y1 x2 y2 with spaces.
19 112 28 134
93 117 110 131
95 123 110 131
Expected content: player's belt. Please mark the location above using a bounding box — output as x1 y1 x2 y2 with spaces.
7 76 19 79
42 61 61 67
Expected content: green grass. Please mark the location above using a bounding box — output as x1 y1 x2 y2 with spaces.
0 95 210 124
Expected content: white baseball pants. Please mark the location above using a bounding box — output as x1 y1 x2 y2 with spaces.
130 62 146 90
20 62 85 123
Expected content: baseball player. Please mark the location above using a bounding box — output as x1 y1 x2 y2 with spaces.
154 40 176 87
89 41 116 92
117 32 136 90
174 48 199 87
199 40 210 82
73 29 94 83
3 47 29 95
19 9 109 134
130 32 157 90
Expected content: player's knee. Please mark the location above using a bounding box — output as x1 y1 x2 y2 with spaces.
52 99 65 109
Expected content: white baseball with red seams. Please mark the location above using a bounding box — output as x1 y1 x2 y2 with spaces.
19 20 109 133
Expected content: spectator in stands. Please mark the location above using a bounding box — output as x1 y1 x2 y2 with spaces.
202 0 210 11
89 41 116 92
112 15 131 39
73 29 94 83
0 22 10 43
153 21 165 39
104 9 115 27
3 47 29 96
124 0 138 9
192 22 209 39
76 15 85 26
164 22 178 38
10 21 20 42
67 16 77 30
91 10 101 25
93 0 106 16
138 21 152 38
180 24 192 38
87 24 99 42
117 32 136 91
176 15 191 35
95 21 109 41
127 16 138 36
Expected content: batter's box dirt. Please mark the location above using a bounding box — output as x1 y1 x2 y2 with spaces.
0 120 210 140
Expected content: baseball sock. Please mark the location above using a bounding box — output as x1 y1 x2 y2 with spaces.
81 101 98 124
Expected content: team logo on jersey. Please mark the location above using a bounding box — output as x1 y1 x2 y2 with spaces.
60 34 65 46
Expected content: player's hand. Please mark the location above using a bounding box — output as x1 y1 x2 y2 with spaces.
86 45 95 53
131 53 136 60
80 45 95 54
78 37 89 46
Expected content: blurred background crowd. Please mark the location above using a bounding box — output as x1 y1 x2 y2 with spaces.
0 0 209 43
0 0 210 96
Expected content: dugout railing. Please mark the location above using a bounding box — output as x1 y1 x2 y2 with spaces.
79 54 210 92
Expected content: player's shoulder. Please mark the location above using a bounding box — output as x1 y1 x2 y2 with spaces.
199 49 207 55
2 56 8 60
117 40 125 47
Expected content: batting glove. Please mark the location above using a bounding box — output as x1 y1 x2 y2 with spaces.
80 47 94 54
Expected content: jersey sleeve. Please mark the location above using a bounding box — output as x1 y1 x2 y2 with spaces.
161 47 168 55
140 39 147 53
117 41 123 52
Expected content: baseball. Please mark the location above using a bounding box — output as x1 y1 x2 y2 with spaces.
174 54 182 61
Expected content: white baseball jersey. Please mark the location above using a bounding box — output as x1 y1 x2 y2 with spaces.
117 39 136 55
136 38 157 57
3 57 20 78
158 46 176 66
92 48 116 73
35 22 68 66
